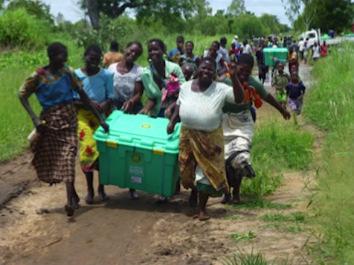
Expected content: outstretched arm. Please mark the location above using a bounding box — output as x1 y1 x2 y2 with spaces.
229 63 244 103
264 94 290 120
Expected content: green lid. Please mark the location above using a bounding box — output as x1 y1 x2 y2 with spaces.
263 48 289 53
94 111 180 154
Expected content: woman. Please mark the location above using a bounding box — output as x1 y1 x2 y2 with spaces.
19 42 109 216
320 41 328 57
203 41 227 77
108 41 144 114
75 44 114 205
108 41 144 199
167 57 244 220
140 39 185 117
180 41 200 71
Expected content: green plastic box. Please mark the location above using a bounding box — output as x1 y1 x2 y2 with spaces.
263 48 289 67
94 110 181 197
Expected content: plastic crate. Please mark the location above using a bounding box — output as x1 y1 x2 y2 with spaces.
263 48 289 67
94 111 180 197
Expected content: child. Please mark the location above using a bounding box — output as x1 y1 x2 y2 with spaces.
272 62 290 108
286 72 306 125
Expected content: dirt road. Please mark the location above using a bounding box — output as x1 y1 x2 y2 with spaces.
0 64 317 265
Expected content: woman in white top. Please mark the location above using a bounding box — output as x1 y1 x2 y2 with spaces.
108 41 144 114
312 42 321 61
108 41 143 199
167 57 244 220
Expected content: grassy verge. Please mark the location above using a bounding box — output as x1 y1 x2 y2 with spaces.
303 43 354 264
241 121 313 199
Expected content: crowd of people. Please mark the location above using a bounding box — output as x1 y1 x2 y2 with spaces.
19 34 314 220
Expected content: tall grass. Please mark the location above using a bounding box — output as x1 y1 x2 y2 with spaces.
242 121 313 199
303 43 354 264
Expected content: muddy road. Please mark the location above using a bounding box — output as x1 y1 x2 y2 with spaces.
0 64 316 265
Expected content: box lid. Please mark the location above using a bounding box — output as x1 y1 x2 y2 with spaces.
94 110 180 154
263 48 289 53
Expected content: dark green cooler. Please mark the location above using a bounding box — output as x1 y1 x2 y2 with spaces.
94 111 181 197
263 48 289 67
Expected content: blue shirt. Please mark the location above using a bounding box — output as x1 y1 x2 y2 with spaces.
286 81 306 99
74 68 114 103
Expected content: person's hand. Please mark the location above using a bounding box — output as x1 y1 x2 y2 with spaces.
101 122 109 133
93 101 104 113
34 118 46 133
282 108 291 120
122 100 134 113
139 108 150 116
167 122 175 134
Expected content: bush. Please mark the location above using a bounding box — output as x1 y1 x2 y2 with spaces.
0 8 50 49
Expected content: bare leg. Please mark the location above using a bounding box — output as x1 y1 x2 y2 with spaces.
84 172 94 204
189 186 198 208
65 182 76 216
198 192 210 221
98 183 108 202
232 175 242 204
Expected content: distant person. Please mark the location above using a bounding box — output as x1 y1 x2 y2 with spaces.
18 42 109 216
320 41 328 57
312 42 321 61
303 38 309 64
181 63 195 81
75 44 114 205
168 35 185 64
288 51 299 74
232 35 239 47
219 37 230 63
298 38 305 61
103 41 123 67
286 71 306 125
204 41 227 77
272 62 290 107
243 40 252 55
255 44 268 84
179 40 200 71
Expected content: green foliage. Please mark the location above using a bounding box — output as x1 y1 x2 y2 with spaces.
6 0 54 24
304 43 354 264
261 212 305 223
231 231 257 242
0 8 50 49
223 251 269 265
291 0 353 32
239 121 313 199
227 0 246 16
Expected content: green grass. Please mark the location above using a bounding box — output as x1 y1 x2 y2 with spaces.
231 199 292 210
240 121 313 199
223 251 269 265
231 231 257 242
261 212 305 223
303 42 354 264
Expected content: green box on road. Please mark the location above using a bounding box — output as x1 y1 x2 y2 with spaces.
94 111 180 197
264 48 289 67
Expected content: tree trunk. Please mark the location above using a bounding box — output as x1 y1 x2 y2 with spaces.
86 0 100 29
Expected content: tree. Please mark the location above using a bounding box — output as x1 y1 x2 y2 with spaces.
6 0 53 24
80 0 206 29
227 0 246 16
291 0 353 32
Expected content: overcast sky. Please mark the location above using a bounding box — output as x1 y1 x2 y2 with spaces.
42 0 291 25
